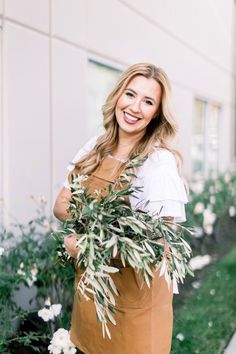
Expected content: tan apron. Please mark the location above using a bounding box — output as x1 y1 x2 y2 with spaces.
69 156 173 354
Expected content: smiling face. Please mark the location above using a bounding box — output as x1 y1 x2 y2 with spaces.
115 75 162 136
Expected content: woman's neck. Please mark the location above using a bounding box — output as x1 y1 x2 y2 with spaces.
111 129 144 159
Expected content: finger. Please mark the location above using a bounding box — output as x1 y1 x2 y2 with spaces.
64 240 76 250
64 244 70 253
64 234 73 242
65 247 73 257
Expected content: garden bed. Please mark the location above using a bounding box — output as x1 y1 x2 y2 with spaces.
174 216 236 310
171 243 236 354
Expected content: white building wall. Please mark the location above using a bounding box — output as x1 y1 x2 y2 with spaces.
0 1 3 226
0 0 235 224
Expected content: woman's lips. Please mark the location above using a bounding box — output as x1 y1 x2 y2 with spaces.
123 111 142 125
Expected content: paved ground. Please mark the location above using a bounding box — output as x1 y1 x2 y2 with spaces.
224 332 236 354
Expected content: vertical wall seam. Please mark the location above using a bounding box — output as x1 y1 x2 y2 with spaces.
1 0 10 226
0 2 4 223
49 0 53 214
233 2 236 161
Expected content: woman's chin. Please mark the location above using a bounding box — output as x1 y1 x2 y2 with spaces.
118 125 145 136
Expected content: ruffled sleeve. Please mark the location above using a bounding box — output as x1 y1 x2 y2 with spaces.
131 148 189 223
63 135 98 190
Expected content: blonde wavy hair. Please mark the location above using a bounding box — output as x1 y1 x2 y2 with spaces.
72 62 185 180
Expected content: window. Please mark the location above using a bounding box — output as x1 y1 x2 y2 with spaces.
87 60 122 137
206 103 221 174
192 98 221 178
192 99 206 176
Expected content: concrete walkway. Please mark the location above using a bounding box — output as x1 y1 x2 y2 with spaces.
224 332 236 354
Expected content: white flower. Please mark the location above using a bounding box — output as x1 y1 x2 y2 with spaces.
176 333 185 341
24 265 38 287
38 307 54 322
229 206 236 217
31 266 38 277
203 209 216 225
0 247 4 256
20 262 24 269
193 202 204 215
203 209 216 234
38 303 62 322
64 345 77 354
29 265 38 284
224 172 231 183
45 297 51 306
189 255 211 271
26 278 34 287
208 321 213 327
48 344 61 354
191 181 204 194
193 226 204 238
210 289 216 296
209 196 216 204
192 281 201 289
51 304 62 317
48 328 74 352
204 225 213 235
17 269 26 276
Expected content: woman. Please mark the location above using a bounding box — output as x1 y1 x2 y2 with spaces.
53 63 188 354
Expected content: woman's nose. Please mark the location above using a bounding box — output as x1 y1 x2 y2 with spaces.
129 98 141 113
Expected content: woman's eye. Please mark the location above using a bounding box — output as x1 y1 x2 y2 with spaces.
125 92 133 97
145 100 153 106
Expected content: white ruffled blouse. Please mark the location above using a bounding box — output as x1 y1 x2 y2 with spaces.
63 136 189 294
63 135 188 222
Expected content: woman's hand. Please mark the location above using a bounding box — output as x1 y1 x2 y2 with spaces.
64 234 80 258
53 187 73 222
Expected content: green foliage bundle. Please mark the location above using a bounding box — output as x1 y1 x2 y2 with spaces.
53 157 194 339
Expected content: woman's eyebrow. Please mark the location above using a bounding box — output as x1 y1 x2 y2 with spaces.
125 88 156 103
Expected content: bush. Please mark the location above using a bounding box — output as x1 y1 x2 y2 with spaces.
183 170 236 255
171 244 236 354
0 197 75 353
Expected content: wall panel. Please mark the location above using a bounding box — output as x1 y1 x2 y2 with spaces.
52 39 88 200
5 0 50 33
6 22 50 222
52 0 87 47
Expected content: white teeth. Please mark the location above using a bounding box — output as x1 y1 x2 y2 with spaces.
124 112 139 121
